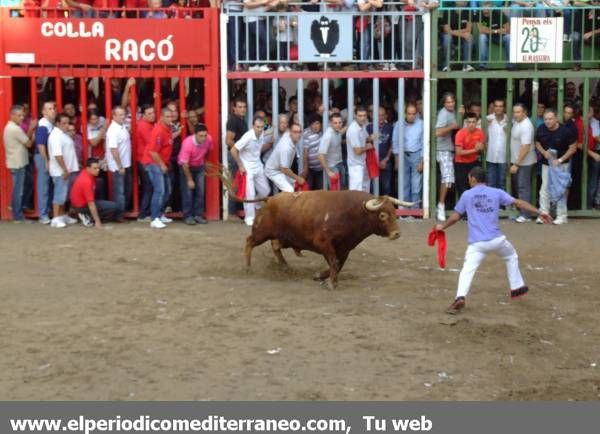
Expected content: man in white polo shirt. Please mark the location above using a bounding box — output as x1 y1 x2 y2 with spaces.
48 112 79 228
346 106 373 192
265 123 305 192
105 106 132 221
231 116 271 226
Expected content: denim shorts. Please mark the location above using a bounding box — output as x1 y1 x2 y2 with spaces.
52 176 69 205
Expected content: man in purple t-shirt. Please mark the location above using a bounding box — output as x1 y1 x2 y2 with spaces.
435 166 551 314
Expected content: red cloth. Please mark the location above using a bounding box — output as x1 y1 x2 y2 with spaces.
366 148 380 179
329 173 340 191
234 171 246 199
427 228 447 269
294 181 309 192
289 45 298 61
70 170 96 208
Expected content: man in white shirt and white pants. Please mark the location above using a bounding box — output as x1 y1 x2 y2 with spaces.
48 112 79 228
265 124 305 193
231 116 271 226
105 106 132 220
346 106 373 192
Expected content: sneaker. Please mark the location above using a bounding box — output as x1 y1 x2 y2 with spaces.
389 63 398 71
258 65 270 72
244 218 254 226
511 286 529 299
50 217 66 228
381 63 390 71
160 214 173 223
563 34 571 42
552 216 568 225
515 216 531 223
284 65 293 71
194 216 208 224
446 297 466 314
62 215 78 225
436 203 446 222
78 213 93 227
137 216 151 223
39 216 51 225
150 218 166 229
248 65 260 72
277 65 286 72
184 217 197 225
462 64 475 72
535 217 544 224
442 66 450 72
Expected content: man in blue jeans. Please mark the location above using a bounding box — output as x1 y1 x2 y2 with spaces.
141 107 174 229
178 124 214 225
105 106 131 222
33 101 56 224
393 103 423 206
3 105 36 221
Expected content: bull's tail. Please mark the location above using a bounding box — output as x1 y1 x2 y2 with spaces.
205 162 269 204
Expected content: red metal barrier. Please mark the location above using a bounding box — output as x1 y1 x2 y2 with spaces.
0 8 221 221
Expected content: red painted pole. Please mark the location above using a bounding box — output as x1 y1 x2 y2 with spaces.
80 78 89 162
55 77 63 112
0 77 14 220
130 82 139 214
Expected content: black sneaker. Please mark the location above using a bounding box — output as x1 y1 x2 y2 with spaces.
511 286 529 299
446 297 466 315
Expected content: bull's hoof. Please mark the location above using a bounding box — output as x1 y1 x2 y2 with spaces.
326 279 336 291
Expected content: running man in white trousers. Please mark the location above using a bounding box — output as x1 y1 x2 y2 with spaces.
264 124 305 192
436 166 551 314
231 116 271 226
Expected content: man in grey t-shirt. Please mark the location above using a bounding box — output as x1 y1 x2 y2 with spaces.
318 113 348 190
435 93 460 221
509 103 537 222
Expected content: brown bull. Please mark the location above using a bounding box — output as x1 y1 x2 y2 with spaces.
245 190 410 289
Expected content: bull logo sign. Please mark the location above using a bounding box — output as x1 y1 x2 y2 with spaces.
298 14 352 63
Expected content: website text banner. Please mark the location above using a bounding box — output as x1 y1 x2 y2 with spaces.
2 402 600 434
1 18 211 66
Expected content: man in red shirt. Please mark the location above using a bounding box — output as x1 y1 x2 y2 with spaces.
142 107 174 229
454 112 485 197
69 158 119 228
136 104 155 221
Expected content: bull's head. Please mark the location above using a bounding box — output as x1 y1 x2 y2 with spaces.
364 196 414 240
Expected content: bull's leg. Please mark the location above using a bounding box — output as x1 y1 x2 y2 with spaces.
271 239 288 266
245 235 269 269
313 269 330 281
314 251 349 285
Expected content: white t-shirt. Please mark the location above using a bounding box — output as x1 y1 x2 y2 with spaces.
48 128 79 176
486 113 508 164
265 132 297 178
510 117 537 166
234 129 265 170
346 121 368 166
105 120 132 171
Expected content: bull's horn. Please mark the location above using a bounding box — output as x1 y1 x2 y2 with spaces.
365 198 386 211
386 196 415 208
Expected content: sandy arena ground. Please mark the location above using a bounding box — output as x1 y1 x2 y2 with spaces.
0 218 599 400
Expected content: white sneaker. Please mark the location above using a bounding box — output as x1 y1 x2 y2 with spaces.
284 65 293 71
62 215 78 225
78 213 93 227
150 218 166 229
535 217 544 224
277 65 286 71
442 66 450 72
160 214 173 223
552 217 568 225
244 218 254 226
50 217 66 228
258 65 270 72
436 204 446 221
515 216 531 223
389 63 398 71
462 64 475 72
39 216 51 225
248 65 260 72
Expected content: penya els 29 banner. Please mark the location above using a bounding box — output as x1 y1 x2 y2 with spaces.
1 17 212 66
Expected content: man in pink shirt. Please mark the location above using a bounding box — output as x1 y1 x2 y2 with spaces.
178 124 213 225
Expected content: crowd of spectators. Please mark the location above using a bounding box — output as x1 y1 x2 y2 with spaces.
440 1 600 71
433 78 600 224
